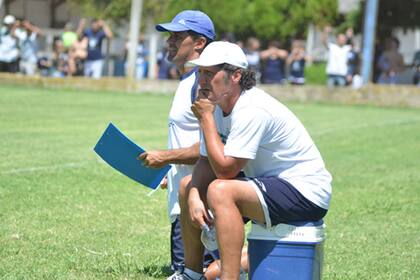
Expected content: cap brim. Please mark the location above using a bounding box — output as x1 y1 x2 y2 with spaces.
155 22 190 32
186 58 222 68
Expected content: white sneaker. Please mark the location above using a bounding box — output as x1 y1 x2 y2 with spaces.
167 271 182 280
167 270 206 280
239 268 247 280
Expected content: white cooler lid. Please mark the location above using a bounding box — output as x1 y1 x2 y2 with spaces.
247 222 325 243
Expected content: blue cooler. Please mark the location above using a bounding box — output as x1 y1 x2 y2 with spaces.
247 220 325 280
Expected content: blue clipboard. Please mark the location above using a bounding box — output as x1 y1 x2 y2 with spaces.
94 123 171 189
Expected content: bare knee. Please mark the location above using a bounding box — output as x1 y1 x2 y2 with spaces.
207 179 233 210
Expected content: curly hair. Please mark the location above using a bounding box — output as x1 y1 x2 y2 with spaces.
221 64 256 90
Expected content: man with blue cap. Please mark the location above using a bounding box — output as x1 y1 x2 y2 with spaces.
138 10 216 280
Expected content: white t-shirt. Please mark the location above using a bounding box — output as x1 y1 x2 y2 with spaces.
0 28 19 63
326 42 351 76
167 68 200 222
200 87 332 209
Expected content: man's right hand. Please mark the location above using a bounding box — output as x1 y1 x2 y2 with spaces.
188 195 212 229
137 150 168 168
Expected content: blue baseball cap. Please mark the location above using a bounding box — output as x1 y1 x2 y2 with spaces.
155 10 215 40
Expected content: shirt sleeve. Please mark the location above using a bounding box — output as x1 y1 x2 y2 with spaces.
224 108 270 159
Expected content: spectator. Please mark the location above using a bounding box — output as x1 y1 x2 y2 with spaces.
51 37 69 77
377 37 405 84
156 45 178 80
345 28 360 85
77 18 113 79
373 39 385 83
68 33 88 76
62 22 77 50
244 37 261 83
287 40 311 85
322 26 352 87
19 20 43 75
412 50 420 86
0 15 20 73
125 33 148 80
260 40 288 84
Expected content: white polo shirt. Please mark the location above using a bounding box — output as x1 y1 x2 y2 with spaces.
167 68 200 222
200 87 332 209
326 42 351 76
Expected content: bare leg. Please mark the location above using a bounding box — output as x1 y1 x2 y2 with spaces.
207 179 265 280
179 157 217 274
179 175 205 273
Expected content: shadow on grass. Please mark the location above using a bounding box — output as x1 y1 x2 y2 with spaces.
100 262 172 279
138 263 173 278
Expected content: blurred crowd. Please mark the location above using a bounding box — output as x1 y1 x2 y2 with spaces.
1 14 419 86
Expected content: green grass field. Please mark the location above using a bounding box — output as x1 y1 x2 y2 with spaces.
1 84 419 279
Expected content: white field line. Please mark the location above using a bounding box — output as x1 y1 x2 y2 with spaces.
1 161 89 175
1 117 419 176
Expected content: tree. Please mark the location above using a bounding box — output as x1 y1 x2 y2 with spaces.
67 0 169 27
67 0 338 42
165 0 338 41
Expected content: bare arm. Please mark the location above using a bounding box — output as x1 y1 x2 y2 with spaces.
191 95 247 179
138 142 200 168
199 113 247 179
99 20 113 39
277 49 288 59
76 18 86 38
260 48 274 60
286 51 296 65
322 25 332 48
23 20 44 36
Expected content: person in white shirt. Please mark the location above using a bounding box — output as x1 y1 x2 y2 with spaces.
0 15 20 73
19 20 43 75
322 26 352 87
137 10 217 280
178 41 332 280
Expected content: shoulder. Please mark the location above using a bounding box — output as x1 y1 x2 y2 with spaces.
234 88 275 119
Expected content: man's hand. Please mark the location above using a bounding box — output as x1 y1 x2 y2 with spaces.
160 176 168 189
191 89 215 120
137 150 168 168
188 195 213 229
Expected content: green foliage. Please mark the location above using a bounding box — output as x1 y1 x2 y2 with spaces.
1 84 420 279
66 0 420 42
67 0 338 41
67 0 169 25
305 62 327 85
165 0 338 40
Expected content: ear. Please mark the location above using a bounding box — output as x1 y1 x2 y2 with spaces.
194 37 207 52
231 69 242 84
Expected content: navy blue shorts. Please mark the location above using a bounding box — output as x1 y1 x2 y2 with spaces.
243 177 327 227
